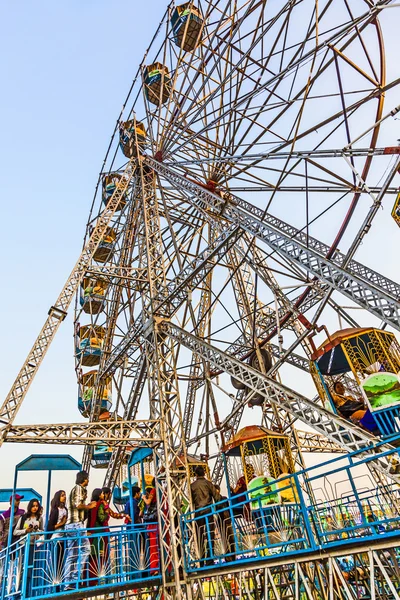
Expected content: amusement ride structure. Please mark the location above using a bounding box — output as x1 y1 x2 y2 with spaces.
1 0 400 599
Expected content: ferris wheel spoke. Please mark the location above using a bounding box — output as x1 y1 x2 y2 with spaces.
168 2 384 161
161 0 265 150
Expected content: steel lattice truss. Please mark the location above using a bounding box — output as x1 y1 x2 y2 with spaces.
1 0 400 598
4 420 160 446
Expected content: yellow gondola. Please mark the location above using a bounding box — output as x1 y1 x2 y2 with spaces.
80 276 107 314
221 426 298 544
144 63 171 105
310 327 400 436
391 191 400 227
174 453 210 478
93 227 116 263
119 120 147 158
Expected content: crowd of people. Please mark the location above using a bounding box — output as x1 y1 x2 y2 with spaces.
0 471 138 592
0 464 299 591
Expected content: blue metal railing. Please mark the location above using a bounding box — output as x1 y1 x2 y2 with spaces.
181 445 400 571
182 477 314 571
0 524 161 599
3 442 400 593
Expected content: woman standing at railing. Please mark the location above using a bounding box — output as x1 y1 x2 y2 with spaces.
87 489 108 585
142 478 159 575
13 499 44 595
47 491 68 590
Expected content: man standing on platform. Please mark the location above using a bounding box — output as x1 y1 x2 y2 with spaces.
190 466 218 566
63 471 96 590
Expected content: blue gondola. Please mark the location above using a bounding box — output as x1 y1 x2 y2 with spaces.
76 325 105 367
102 173 127 211
77 369 112 417
171 3 203 52
92 444 113 468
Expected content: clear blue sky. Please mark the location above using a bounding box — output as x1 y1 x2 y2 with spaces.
0 1 399 503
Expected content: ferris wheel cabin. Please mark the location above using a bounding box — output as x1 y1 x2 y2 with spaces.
171 3 203 52
80 276 107 314
76 324 106 366
221 426 298 542
174 453 210 478
102 173 127 212
77 369 112 418
310 327 400 437
119 120 147 158
93 227 116 263
92 444 113 468
144 63 171 105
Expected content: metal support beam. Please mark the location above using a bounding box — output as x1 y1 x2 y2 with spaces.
101 222 242 376
103 357 147 489
295 430 346 454
3 420 160 445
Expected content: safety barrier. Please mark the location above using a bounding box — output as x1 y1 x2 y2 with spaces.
181 445 400 571
0 524 161 599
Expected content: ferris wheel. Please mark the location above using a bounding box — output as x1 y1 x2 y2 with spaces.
1 0 400 594
68 0 400 490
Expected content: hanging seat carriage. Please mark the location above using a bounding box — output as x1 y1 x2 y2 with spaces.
119 120 147 158
77 369 112 417
144 63 171 105
170 3 204 52
80 276 107 314
102 173 127 212
221 426 300 547
310 327 400 437
391 191 400 227
76 324 106 366
92 444 113 468
93 227 116 263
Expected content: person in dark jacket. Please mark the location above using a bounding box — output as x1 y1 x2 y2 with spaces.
190 466 218 566
47 491 68 536
124 486 141 524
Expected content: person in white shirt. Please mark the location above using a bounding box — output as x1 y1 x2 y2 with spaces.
14 499 43 594
63 471 96 591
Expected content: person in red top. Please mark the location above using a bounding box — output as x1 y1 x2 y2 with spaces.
232 464 254 518
101 488 131 525
141 479 159 575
